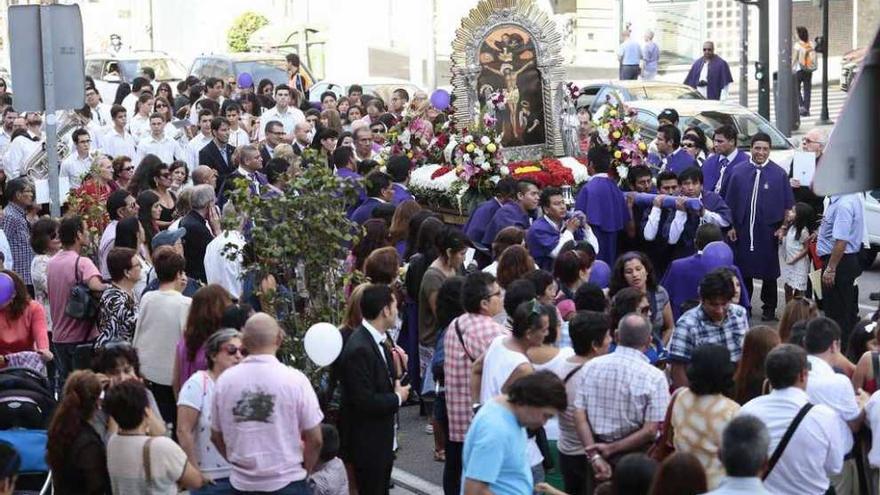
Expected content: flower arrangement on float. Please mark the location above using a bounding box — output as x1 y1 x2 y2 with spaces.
590 93 649 178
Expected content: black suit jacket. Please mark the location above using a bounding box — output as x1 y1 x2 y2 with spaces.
259 144 273 166
198 140 236 185
338 325 399 470
179 210 214 283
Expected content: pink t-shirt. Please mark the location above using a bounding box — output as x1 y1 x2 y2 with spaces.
211 354 323 492
46 250 102 343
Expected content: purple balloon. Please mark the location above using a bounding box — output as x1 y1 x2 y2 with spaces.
701 241 734 270
430 89 450 111
0 273 13 307
588 260 612 289
237 72 254 89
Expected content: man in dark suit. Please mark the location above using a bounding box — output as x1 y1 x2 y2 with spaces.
259 120 285 164
338 284 411 495
180 184 217 283
350 170 394 224
291 121 311 156
220 144 269 205
198 116 236 190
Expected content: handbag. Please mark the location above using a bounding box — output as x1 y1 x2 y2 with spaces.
647 388 682 462
64 255 99 320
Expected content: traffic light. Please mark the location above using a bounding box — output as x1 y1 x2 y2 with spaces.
814 36 826 54
754 61 766 81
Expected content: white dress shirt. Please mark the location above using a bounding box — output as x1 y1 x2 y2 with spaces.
643 206 664 241
121 93 139 118
127 113 152 143
257 105 305 141
0 229 13 271
60 152 92 189
204 230 246 298
0 129 12 155
100 127 137 159
98 220 118 279
704 477 774 495
739 387 845 495
2 135 40 178
667 194 731 244
136 134 187 165
187 133 213 170
805 354 861 453
89 103 113 128
865 391 880 467
228 127 250 148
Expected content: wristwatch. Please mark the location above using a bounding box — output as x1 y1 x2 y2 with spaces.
471 403 482 413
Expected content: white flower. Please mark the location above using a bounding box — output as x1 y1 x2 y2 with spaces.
403 142 412 150
399 129 411 145
480 136 490 145
444 138 458 163
500 166 510 176
597 127 610 145
380 166 387 173
463 135 474 144
474 154 485 166
494 135 503 144
480 162 491 171
558 157 590 184
617 165 629 180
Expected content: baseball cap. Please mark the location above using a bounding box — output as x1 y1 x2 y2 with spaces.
151 227 187 251
658 108 679 125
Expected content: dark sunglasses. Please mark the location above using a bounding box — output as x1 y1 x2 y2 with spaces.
681 142 696 148
155 104 168 109
223 344 247 356
122 166 135 171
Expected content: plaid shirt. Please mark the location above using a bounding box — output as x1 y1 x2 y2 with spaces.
444 312 506 442
574 346 670 442
668 304 749 363
2 203 32 285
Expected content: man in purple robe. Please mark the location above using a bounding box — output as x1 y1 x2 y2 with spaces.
703 124 749 194
575 146 632 266
481 179 539 246
723 133 795 321
526 187 591 271
683 41 734 100
334 147 366 216
657 124 698 174
661 224 750 319
464 177 517 248
386 155 415 206
620 165 655 255
643 170 680 277
664 166 732 260
351 170 395 225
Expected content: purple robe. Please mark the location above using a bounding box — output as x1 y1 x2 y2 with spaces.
663 191 733 260
661 253 751 319
481 202 532 246
392 183 415 206
464 198 503 248
575 175 629 265
683 56 734 100
350 197 383 225
664 148 699 175
723 161 795 279
526 216 585 271
337 167 365 216
703 150 749 194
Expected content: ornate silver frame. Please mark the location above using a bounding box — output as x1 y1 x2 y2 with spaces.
450 0 566 161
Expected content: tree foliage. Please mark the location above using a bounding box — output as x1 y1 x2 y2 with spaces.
226 11 269 53
225 154 360 378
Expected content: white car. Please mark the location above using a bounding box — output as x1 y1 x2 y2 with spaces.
85 51 187 102
861 190 880 265
626 99 797 169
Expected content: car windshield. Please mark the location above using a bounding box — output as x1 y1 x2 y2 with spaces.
640 86 703 100
118 59 186 81
682 111 792 150
234 60 288 85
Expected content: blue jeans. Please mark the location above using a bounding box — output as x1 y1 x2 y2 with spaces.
193 478 233 494
233 479 310 495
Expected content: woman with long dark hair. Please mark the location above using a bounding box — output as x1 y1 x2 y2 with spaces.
172 284 234 395
0 270 51 363
733 325 780 404
128 154 163 196
95 248 141 347
46 370 110 494
608 251 674 343
113 82 131 106
113 217 151 300
136 190 161 251
389 200 422 257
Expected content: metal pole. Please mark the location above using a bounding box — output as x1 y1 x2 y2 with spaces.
757 0 770 119
39 4 60 217
818 0 833 124
426 0 436 90
148 0 154 51
777 0 794 135
739 2 749 107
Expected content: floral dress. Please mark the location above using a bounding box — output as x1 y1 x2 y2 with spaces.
95 286 137 347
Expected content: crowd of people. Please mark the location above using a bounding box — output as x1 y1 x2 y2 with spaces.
0 40 871 495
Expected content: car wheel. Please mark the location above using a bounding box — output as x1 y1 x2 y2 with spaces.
860 247 879 270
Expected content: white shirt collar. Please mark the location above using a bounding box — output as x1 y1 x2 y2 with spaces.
751 159 769 168
362 319 387 346
725 149 739 162
806 354 835 376
237 166 255 180
592 173 609 179
769 386 809 402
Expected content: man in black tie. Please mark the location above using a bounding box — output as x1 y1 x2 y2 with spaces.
198 117 236 190
220 144 269 205
338 284 411 495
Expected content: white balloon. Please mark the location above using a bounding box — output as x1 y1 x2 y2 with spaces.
304 322 343 367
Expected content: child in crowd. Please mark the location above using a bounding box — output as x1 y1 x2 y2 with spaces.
779 202 816 302
309 424 349 495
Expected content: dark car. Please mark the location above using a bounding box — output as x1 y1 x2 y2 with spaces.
189 52 314 87
572 80 704 115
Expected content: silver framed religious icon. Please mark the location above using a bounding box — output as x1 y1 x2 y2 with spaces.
450 0 566 161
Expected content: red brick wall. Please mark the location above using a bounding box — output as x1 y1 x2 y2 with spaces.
792 0 854 56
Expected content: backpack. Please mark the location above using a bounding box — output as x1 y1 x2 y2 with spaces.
801 42 817 72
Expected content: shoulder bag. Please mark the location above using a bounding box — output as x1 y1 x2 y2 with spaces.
64 255 100 320
647 387 683 462
762 403 814 480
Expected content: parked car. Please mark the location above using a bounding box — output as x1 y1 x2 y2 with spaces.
572 80 704 115
859 190 880 267
308 77 424 105
840 47 867 92
85 51 187 101
189 52 313 88
626 99 796 168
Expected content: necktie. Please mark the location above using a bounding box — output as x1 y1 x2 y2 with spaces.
381 338 395 381
715 157 729 193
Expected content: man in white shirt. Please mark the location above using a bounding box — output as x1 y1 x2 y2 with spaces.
85 86 112 129
0 107 17 155
258 84 304 142
204 202 246 298
704 415 773 495
60 129 93 188
224 102 250 148
136 114 187 165
803 317 867 494
188 77 225 126
2 115 40 179
99 105 136 160
187 109 215 170
739 344 846 495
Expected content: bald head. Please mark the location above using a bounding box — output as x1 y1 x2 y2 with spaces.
616 313 652 349
192 165 217 187
242 312 282 353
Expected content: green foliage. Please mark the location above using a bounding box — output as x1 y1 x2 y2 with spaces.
227 11 269 53
225 153 360 379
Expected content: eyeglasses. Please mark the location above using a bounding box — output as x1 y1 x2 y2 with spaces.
483 290 501 301
802 137 823 145
222 344 247 356
681 142 696 148
122 166 135 171
155 104 167 109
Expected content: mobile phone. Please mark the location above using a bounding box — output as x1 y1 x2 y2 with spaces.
399 372 411 387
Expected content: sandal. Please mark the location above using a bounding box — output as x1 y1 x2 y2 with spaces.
434 449 446 462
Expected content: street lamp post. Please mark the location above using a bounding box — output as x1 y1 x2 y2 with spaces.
737 0 770 119
818 0 833 124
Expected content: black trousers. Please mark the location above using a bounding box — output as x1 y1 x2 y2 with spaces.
444 441 463 495
354 463 392 495
797 69 813 113
145 381 177 438
743 277 778 316
822 253 862 349
559 452 594 495
619 65 640 80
